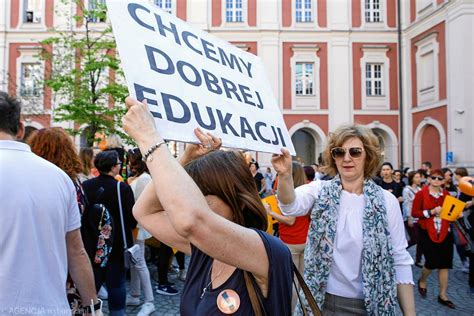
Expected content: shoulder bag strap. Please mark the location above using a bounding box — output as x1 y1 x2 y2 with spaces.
116 181 128 250
243 271 265 316
293 263 322 316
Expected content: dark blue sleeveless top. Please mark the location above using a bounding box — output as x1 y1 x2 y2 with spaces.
180 229 293 315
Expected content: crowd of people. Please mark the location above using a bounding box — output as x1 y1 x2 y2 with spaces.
1 90 473 315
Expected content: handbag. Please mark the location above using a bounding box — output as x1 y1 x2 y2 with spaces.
243 263 321 316
116 181 139 269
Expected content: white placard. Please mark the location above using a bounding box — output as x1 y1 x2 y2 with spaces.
107 0 295 155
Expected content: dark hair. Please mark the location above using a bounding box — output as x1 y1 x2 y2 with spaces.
441 167 452 175
382 162 393 170
28 127 83 180
417 169 428 178
185 151 267 231
127 148 148 176
0 91 22 136
249 161 260 170
407 171 421 186
94 150 119 174
393 169 401 175
454 167 468 177
422 161 432 168
303 165 315 182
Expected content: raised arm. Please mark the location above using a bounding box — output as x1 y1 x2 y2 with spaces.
271 149 295 204
123 98 270 281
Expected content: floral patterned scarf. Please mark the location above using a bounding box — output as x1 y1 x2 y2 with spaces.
296 176 397 315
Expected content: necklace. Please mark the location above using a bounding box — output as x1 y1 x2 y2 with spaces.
200 262 225 299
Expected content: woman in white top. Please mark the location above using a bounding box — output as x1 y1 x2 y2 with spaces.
126 149 155 316
272 124 415 315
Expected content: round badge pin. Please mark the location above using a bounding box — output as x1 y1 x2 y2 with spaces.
216 289 240 314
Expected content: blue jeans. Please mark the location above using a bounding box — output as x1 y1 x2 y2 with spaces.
93 259 126 315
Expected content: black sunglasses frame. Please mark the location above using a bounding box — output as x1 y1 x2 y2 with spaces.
430 176 444 181
330 147 364 159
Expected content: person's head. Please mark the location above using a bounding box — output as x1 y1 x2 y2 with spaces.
303 165 315 182
127 148 148 177
79 147 94 175
249 161 259 173
28 127 82 180
266 167 271 173
106 134 123 149
380 162 394 180
393 169 402 182
94 150 121 176
185 151 267 231
454 167 468 182
407 171 422 187
292 162 307 188
323 124 381 181
428 169 445 189
441 167 453 184
421 161 432 172
0 92 24 140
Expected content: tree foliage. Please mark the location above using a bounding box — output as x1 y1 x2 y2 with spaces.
40 0 129 146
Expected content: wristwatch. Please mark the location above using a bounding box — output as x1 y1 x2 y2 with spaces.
83 298 102 314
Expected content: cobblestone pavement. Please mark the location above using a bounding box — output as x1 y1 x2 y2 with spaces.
102 248 473 315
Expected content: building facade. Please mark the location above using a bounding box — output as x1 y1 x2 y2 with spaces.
1 0 473 170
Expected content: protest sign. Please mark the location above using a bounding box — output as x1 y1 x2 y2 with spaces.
107 0 295 155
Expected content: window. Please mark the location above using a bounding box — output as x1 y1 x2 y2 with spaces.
20 63 42 97
23 0 42 23
295 62 314 95
296 0 312 23
365 0 381 23
88 0 106 23
365 64 383 96
415 33 439 105
226 0 243 22
154 0 173 14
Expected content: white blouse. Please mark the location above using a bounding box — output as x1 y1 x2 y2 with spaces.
279 180 414 299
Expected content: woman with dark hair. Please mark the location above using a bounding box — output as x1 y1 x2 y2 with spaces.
272 124 415 315
412 169 455 309
82 150 137 316
250 161 265 197
403 171 423 266
125 149 155 315
123 98 293 315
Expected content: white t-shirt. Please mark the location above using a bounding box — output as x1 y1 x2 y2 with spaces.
0 140 80 315
130 172 152 240
279 179 414 299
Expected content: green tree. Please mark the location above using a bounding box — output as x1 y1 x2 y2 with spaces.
40 0 129 146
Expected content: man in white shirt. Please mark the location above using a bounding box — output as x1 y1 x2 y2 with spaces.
0 92 101 315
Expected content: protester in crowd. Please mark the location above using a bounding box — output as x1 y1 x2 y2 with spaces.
79 147 95 183
264 167 274 197
454 167 473 274
442 168 457 196
421 161 432 176
125 149 156 315
106 134 126 181
402 168 411 186
412 169 455 309
380 162 404 204
394 169 406 188
27 127 92 311
0 92 101 315
303 165 315 182
250 161 266 197
123 98 293 315
272 124 415 315
82 150 137 315
418 169 429 186
155 242 180 295
265 161 310 311
403 171 424 267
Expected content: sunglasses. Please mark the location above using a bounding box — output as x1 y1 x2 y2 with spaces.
330 147 364 159
430 176 444 181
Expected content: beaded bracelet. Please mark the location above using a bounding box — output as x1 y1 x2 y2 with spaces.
142 140 166 162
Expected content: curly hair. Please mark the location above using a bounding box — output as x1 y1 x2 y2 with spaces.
28 127 83 180
322 124 382 178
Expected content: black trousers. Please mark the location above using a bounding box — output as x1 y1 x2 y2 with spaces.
157 242 173 284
